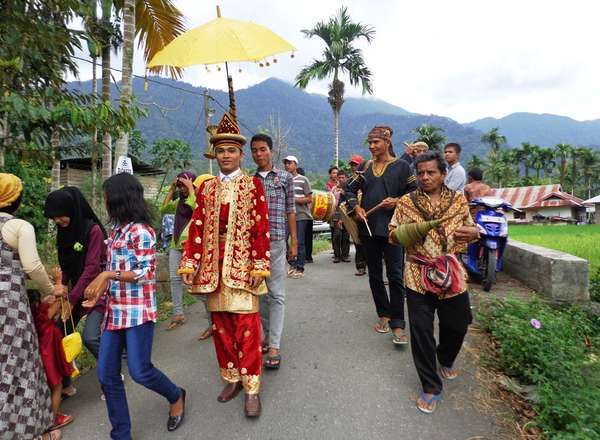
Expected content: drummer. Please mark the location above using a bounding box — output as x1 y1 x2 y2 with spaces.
283 155 312 279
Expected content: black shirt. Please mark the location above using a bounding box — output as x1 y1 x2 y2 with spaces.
346 158 417 237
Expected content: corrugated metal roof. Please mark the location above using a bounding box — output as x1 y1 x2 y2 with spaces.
490 184 561 209
526 191 585 209
584 195 600 204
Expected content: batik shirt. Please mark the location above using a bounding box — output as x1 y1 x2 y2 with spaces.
104 222 157 330
389 186 474 298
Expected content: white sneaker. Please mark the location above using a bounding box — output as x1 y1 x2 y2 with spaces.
290 270 304 279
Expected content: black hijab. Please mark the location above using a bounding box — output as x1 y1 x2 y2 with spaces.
44 187 106 284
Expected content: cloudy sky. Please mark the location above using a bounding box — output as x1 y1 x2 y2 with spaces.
73 0 600 123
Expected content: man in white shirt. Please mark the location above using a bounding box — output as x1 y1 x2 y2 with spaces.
444 143 466 192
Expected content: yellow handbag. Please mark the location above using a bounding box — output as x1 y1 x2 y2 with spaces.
60 297 83 363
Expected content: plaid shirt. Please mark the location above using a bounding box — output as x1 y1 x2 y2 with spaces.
104 222 157 330
255 168 295 241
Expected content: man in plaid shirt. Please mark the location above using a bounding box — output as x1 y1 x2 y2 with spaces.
251 133 297 369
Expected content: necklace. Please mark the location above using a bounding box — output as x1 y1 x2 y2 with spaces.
372 158 396 177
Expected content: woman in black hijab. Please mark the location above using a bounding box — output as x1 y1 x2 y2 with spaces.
44 187 107 391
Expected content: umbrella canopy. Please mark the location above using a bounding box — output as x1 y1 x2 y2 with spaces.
148 16 295 68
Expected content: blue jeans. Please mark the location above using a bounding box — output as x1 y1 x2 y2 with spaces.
97 321 181 440
291 219 309 272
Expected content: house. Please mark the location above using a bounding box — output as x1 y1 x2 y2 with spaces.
523 191 587 223
491 184 561 221
60 157 165 200
491 184 587 223
584 195 600 224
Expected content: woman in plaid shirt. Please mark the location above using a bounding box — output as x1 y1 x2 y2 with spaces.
84 173 185 439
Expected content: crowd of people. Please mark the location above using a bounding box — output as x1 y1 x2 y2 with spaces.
1 111 490 439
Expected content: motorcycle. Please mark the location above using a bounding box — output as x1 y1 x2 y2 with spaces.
464 197 516 292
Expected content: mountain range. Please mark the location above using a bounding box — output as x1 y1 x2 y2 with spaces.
68 77 600 172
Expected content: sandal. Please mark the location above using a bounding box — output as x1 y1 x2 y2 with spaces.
39 430 62 440
197 328 213 341
261 340 269 354
392 330 409 345
265 353 282 370
416 393 441 414
373 321 391 334
60 386 77 401
166 317 186 330
440 365 459 380
50 413 73 430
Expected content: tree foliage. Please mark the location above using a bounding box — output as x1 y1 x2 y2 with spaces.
411 123 447 152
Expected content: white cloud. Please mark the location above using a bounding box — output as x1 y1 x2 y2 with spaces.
71 0 600 122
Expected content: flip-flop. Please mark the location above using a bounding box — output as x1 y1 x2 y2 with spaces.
392 332 409 345
374 321 391 334
440 365 459 380
416 393 442 414
166 318 186 331
197 328 213 340
265 354 281 370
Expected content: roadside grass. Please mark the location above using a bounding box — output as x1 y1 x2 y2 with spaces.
509 225 600 272
479 296 600 439
312 235 332 255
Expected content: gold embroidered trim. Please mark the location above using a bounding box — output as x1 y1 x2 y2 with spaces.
250 270 270 278
220 367 241 383
242 374 260 394
371 158 397 177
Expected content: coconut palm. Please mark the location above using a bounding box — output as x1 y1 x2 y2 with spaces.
295 7 374 166
578 147 598 199
412 124 447 152
481 127 507 159
554 143 572 189
113 0 186 160
467 154 486 170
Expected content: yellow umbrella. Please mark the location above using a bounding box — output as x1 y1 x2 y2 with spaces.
148 5 295 115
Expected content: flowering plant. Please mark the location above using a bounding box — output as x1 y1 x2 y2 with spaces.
530 318 542 329
73 242 83 252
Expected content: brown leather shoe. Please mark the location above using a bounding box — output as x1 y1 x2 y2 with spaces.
217 382 243 402
244 394 261 417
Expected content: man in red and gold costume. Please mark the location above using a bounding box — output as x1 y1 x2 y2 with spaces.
179 111 270 418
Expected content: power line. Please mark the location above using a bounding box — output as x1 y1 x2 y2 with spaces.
72 55 256 135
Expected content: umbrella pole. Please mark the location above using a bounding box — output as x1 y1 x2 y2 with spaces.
225 62 236 118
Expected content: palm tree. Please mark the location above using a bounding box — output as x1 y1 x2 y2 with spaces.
554 143 572 189
481 127 507 160
514 142 539 182
569 147 586 195
113 0 185 160
467 154 486 170
578 147 598 199
538 147 555 181
295 7 374 166
412 124 447 152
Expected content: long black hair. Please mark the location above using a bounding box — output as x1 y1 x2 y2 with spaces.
103 173 153 226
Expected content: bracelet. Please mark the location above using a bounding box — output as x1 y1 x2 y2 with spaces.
115 270 121 281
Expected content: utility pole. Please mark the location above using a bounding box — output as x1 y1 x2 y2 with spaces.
203 89 213 175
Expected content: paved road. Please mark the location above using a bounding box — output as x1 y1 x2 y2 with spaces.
63 251 509 440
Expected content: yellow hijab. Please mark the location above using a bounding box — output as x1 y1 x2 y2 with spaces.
0 173 23 209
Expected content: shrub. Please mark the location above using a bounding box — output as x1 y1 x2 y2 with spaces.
590 267 600 303
479 298 600 439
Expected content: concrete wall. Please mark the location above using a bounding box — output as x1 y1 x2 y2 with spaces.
503 240 589 302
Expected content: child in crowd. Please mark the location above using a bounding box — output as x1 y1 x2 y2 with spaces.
28 270 75 431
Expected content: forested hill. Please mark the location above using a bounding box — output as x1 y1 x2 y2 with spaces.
69 77 599 172
466 112 600 147
69 77 489 171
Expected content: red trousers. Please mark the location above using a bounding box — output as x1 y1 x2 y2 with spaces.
212 311 262 394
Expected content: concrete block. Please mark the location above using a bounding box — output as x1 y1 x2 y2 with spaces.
504 240 589 302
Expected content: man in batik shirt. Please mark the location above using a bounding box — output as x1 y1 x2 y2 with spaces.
180 111 270 418
389 151 479 415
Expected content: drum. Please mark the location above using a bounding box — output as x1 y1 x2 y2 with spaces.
311 190 336 222
339 202 361 244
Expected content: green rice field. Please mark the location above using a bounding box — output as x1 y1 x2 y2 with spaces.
509 225 600 272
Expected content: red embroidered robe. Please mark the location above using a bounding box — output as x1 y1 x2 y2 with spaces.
180 174 271 313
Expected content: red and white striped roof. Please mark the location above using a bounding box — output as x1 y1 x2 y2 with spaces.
491 184 561 209
526 191 585 209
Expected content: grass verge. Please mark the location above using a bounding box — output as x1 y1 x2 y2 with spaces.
478 296 600 439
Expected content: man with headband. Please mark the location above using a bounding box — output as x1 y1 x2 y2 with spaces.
345 126 417 345
180 111 270 418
